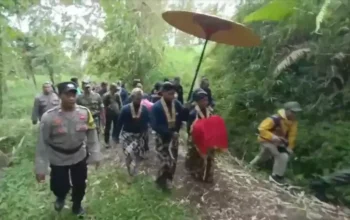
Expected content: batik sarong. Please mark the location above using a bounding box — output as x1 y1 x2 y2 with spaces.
121 131 145 176
155 134 179 184
185 136 214 182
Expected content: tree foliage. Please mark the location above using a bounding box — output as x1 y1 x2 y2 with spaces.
207 0 350 203
84 0 165 87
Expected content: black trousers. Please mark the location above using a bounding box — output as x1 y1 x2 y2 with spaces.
104 111 118 144
50 158 87 206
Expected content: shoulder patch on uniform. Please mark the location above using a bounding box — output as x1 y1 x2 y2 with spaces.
46 106 59 114
77 105 88 110
86 109 96 129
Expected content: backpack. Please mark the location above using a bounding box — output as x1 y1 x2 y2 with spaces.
256 115 281 134
257 115 289 147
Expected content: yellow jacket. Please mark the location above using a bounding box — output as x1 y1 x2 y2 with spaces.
257 109 298 149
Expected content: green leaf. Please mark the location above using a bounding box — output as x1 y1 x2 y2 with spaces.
314 0 331 34
243 0 296 23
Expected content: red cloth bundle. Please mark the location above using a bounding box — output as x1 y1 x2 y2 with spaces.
191 115 228 155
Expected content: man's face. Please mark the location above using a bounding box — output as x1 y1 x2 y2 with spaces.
84 85 91 93
198 97 209 108
102 84 107 90
110 86 117 93
43 84 52 93
162 90 175 101
286 110 296 121
132 94 142 106
60 91 77 107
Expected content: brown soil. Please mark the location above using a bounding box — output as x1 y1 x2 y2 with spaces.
104 134 350 220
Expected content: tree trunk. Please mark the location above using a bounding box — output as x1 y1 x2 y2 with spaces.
28 63 37 88
0 35 3 118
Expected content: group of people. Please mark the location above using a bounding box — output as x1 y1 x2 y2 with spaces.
31 75 348 217
32 76 217 217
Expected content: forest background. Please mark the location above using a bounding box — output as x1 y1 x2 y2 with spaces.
1 0 350 218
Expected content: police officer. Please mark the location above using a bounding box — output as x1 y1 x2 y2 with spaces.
77 81 105 135
31 81 60 124
35 82 102 216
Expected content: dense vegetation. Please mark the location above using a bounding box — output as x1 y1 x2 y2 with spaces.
0 0 221 219
1 0 350 218
206 0 350 203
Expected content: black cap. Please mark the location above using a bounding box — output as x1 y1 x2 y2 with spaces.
193 89 208 102
154 82 162 90
57 82 77 95
161 81 175 92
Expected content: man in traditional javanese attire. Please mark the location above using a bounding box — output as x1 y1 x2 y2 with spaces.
113 88 150 176
185 89 216 182
103 83 122 148
35 82 102 216
151 82 189 190
125 83 150 104
249 101 302 185
32 82 60 124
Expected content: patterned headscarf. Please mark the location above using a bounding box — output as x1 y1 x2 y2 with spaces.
131 88 143 98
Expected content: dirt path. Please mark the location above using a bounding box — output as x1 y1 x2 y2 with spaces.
103 134 350 220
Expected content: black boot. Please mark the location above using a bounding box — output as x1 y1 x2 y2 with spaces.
155 175 168 192
72 203 85 217
269 175 285 186
54 197 65 212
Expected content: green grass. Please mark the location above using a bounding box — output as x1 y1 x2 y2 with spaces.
0 75 196 220
0 160 195 220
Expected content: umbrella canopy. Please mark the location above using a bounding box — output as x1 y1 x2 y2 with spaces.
162 11 261 46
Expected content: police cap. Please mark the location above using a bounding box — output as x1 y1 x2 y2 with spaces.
57 82 77 95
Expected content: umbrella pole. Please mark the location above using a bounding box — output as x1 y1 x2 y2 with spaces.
187 38 209 101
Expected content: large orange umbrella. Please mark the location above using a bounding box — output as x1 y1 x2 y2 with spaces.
162 11 261 100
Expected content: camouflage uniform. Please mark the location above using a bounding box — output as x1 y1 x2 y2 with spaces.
77 91 104 133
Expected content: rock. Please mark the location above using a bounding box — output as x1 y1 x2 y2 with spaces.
0 150 10 168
